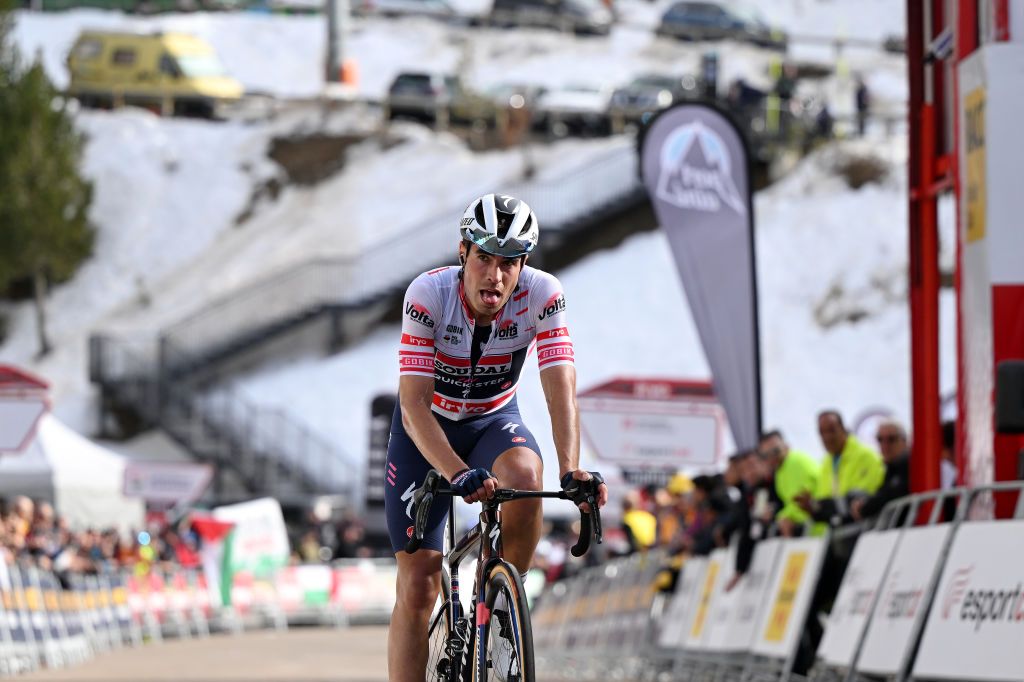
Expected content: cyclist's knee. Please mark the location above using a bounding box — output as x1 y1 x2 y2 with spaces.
395 552 442 613
493 448 542 491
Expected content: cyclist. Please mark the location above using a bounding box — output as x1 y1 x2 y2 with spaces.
385 193 608 682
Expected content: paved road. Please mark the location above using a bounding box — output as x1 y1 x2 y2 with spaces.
23 627 389 682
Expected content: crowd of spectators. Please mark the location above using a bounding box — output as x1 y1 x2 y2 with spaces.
605 409 955 674
0 495 204 586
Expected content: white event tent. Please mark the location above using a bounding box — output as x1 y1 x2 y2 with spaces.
0 415 144 532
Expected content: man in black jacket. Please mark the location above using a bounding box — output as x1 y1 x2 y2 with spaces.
851 419 910 521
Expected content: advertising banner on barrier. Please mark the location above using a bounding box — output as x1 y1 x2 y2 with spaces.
913 520 1024 681
659 556 707 649
702 546 738 652
857 525 951 675
751 536 826 659
730 538 782 651
818 529 902 667
686 552 724 649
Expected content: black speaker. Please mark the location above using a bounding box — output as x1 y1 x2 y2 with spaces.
995 360 1024 434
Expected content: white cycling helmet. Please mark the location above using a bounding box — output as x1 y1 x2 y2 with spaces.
459 193 539 258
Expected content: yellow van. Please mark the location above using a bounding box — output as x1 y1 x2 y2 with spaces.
67 30 244 119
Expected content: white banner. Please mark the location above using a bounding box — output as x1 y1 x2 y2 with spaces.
913 520 1024 681
660 556 707 649
729 538 783 652
857 525 952 675
751 536 827 659
818 529 902 667
123 461 213 504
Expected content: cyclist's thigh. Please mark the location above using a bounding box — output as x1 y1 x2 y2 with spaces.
466 413 542 471
385 431 450 553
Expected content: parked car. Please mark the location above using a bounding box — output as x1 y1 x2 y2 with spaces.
351 0 459 21
534 83 613 137
385 72 498 128
608 73 699 130
656 1 787 51
488 0 613 36
66 30 244 118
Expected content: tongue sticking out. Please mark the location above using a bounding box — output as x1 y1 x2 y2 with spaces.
480 289 501 306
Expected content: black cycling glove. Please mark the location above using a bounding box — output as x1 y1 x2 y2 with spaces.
450 467 495 498
560 470 605 507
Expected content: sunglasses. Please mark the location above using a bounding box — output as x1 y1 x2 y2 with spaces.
876 434 902 444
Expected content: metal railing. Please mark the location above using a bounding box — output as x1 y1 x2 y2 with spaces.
159 141 641 362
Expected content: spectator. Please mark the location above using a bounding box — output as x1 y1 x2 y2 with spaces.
940 420 957 490
773 62 797 102
795 410 885 532
855 75 870 136
851 419 911 522
621 490 657 554
758 430 818 536
724 451 778 591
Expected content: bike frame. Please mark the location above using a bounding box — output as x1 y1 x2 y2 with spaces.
443 494 505 682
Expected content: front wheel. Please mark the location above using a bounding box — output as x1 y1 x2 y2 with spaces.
474 562 534 682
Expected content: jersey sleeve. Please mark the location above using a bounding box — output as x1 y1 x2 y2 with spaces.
398 273 439 378
531 271 574 371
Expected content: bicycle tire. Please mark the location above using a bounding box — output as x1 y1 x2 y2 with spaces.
474 561 535 682
427 572 465 682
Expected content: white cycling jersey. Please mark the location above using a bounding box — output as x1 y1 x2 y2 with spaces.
398 265 574 421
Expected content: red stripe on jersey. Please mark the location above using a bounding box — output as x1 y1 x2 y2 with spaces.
432 395 464 412
435 351 470 367
513 290 529 301
399 350 434 357
427 267 448 275
515 308 528 316
537 341 573 350
537 328 570 341
401 333 434 347
478 353 513 366
401 367 435 373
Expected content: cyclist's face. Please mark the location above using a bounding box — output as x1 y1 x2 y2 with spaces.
460 243 525 323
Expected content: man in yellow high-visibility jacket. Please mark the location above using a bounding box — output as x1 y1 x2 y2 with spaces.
795 410 885 533
758 429 818 536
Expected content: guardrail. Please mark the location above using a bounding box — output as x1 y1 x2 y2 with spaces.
532 482 1024 682
0 558 397 676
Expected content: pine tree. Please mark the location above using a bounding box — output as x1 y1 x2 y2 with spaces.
0 0 95 357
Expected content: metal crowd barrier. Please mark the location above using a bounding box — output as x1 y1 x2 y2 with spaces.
0 558 399 677
532 481 1024 682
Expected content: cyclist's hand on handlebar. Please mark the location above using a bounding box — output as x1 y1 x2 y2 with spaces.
450 467 497 503
560 470 608 513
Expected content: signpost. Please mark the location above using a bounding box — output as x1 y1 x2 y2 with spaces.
578 378 727 473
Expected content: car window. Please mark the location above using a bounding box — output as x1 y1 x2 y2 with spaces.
390 74 433 93
176 54 227 78
111 48 136 67
633 75 676 88
158 54 181 77
72 38 103 61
